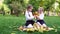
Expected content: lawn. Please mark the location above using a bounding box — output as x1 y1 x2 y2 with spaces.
0 15 60 34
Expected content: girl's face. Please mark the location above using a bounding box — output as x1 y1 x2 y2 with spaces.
38 8 44 14
28 7 33 12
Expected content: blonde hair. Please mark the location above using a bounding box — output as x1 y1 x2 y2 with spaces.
38 7 44 11
38 7 44 13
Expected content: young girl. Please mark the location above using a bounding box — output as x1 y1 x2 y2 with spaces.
36 7 47 27
25 5 35 28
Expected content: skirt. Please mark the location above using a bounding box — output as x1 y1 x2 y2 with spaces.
37 20 45 25
25 20 35 26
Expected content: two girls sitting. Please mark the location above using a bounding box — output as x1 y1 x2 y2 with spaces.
19 5 53 31
25 5 47 29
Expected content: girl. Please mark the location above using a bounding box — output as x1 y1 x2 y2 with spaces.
35 7 54 31
25 5 35 28
36 7 47 27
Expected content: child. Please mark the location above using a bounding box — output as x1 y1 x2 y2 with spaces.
25 5 35 28
35 7 54 31
36 7 47 27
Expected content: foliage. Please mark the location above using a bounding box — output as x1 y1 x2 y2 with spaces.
0 0 60 16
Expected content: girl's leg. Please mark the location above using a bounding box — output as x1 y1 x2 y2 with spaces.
37 20 46 25
25 20 30 26
40 20 47 27
25 20 35 26
37 22 41 26
30 20 35 25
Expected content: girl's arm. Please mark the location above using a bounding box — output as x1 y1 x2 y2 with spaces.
35 15 40 20
25 12 34 20
36 13 44 20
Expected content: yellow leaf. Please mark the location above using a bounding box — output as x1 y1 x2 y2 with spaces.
11 33 15 34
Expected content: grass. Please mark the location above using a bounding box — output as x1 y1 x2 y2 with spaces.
0 15 60 34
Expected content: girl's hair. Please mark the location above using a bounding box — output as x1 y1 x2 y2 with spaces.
27 4 33 10
38 7 44 11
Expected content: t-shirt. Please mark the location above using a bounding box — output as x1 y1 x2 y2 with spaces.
38 13 44 20
25 10 34 20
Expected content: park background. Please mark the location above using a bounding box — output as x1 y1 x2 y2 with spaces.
0 0 60 34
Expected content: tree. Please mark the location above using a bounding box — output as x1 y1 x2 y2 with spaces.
1 0 57 16
4 0 26 16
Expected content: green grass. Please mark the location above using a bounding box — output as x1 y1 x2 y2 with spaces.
0 15 60 34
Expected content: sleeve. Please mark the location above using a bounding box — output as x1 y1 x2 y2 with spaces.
25 12 34 20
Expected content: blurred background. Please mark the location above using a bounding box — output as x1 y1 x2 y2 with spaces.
0 0 60 34
0 0 60 17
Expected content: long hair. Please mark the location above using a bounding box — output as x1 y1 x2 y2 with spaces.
38 7 44 13
27 4 33 10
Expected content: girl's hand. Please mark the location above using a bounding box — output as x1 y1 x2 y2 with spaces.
33 15 38 19
34 15 36 19
35 15 40 20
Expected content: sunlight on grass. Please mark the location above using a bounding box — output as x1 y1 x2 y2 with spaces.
0 16 60 34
